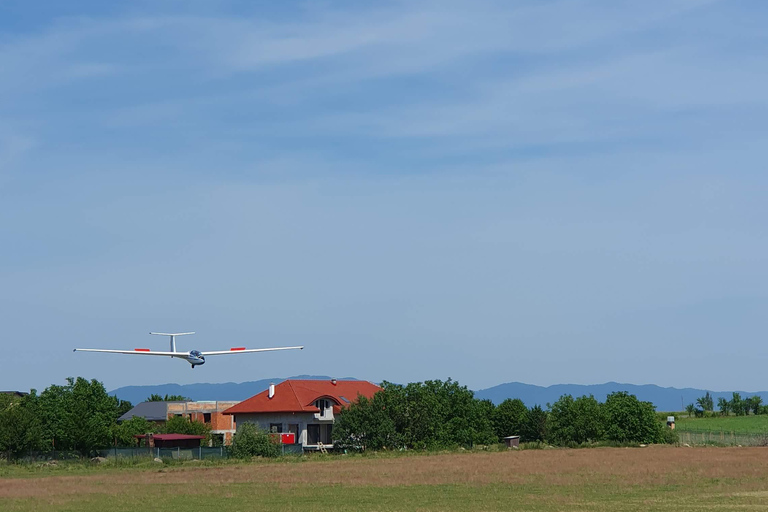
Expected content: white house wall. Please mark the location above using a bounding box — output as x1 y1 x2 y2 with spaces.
234 413 333 447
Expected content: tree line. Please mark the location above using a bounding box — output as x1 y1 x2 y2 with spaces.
2 376 677 459
0 377 209 459
686 391 764 417
333 379 675 450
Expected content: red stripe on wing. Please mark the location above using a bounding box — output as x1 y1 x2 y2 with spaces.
134 348 151 352
230 347 246 351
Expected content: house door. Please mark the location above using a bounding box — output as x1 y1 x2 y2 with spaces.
321 424 333 444
307 424 320 445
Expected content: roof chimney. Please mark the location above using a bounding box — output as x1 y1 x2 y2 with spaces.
331 378 337 386
268 383 275 399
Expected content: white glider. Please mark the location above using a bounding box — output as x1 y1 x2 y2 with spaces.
74 332 303 368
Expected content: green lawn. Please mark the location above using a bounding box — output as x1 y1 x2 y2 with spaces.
675 414 768 433
4 447 768 511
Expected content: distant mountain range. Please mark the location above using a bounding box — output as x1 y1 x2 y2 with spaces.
109 378 768 413
473 382 768 412
109 375 352 405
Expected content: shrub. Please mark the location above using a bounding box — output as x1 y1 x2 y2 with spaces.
492 399 527 440
228 423 281 459
602 392 663 444
548 395 604 445
659 426 679 445
520 405 548 442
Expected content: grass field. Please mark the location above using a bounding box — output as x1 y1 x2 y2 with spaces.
3 447 768 511
675 414 768 433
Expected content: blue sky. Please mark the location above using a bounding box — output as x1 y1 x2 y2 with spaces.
1 0 767 394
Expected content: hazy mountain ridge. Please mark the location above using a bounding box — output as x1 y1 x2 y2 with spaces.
110 375 354 405
473 381 768 411
110 378 768 412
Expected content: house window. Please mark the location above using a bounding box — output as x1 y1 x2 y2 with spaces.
315 399 330 418
307 424 332 445
203 413 211 424
269 423 283 433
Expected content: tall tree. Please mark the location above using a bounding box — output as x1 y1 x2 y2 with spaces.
112 416 156 446
717 398 730 417
696 392 714 412
35 377 120 455
334 379 496 450
492 398 527 440
115 399 133 419
520 405 548 443
0 393 43 459
602 391 662 444
333 392 400 451
730 392 745 416
547 394 604 445
161 415 211 443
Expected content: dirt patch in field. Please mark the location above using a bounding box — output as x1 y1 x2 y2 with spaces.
2 446 768 500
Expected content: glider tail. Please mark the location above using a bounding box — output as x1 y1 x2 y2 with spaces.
149 332 195 352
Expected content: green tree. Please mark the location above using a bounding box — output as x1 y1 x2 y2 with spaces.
0 393 43 459
33 377 119 455
547 394 604 445
388 379 496 449
749 396 763 415
115 399 133 419
228 423 281 458
34 382 71 450
334 379 496 450
730 393 745 416
492 398 527 441
685 403 696 418
160 415 211 444
146 394 189 402
333 392 400 451
112 416 156 447
602 391 662 444
68 378 121 455
696 392 714 412
717 398 730 416
520 405 548 443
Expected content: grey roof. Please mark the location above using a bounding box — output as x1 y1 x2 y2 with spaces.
119 401 175 422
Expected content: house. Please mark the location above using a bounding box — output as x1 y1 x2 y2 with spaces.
223 379 381 450
119 400 238 445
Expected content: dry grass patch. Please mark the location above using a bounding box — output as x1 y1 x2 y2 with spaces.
3 447 768 511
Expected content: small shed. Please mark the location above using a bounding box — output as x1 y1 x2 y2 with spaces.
134 434 206 448
503 435 520 449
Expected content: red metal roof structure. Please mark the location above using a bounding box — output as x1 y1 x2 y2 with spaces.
223 379 381 415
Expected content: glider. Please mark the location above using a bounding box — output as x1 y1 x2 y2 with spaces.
74 332 303 368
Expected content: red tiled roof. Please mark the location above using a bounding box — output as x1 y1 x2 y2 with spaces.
223 379 381 415
133 434 206 440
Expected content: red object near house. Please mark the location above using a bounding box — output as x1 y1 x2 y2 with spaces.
280 433 295 444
